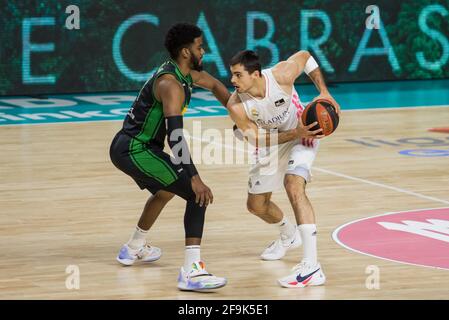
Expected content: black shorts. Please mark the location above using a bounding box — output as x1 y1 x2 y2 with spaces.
109 131 195 200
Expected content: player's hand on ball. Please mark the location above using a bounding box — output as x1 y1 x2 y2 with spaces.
296 120 324 139
191 175 213 207
313 93 341 116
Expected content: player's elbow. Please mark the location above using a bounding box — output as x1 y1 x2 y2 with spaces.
298 50 311 59
287 50 311 68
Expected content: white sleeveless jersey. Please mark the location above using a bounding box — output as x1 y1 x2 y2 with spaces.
238 68 304 131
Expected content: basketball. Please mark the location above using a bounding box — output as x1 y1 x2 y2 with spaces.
301 99 339 136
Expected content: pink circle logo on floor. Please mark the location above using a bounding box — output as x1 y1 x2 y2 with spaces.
332 207 449 270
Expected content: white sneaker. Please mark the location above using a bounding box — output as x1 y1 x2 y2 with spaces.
116 243 162 266
278 261 326 288
177 261 227 292
260 228 302 260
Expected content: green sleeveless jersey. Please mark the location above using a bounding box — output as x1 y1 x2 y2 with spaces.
122 59 193 150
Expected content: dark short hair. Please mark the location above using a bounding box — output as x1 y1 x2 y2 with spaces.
229 50 261 75
164 23 202 59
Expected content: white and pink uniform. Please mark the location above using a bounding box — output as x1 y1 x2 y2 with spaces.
237 68 319 194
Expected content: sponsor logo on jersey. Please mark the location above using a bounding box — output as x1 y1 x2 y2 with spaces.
255 109 291 128
275 98 286 107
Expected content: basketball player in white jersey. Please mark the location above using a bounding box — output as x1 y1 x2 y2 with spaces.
227 50 340 288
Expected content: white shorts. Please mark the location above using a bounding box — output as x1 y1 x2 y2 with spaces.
247 140 319 194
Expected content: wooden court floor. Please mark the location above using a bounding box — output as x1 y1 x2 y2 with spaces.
0 106 448 299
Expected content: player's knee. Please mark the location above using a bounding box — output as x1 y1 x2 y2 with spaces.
284 175 306 200
247 197 268 215
155 190 175 202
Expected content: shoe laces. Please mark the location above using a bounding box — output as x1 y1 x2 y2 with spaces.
280 226 297 241
136 243 154 258
291 261 308 273
280 233 289 241
188 262 213 278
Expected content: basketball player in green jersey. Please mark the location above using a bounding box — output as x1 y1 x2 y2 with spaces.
110 23 230 291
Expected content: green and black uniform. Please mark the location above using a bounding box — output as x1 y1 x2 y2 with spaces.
110 59 195 197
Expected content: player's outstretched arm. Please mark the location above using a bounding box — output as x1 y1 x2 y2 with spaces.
273 51 341 115
307 68 341 115
273 50 312 84
191 70 231 107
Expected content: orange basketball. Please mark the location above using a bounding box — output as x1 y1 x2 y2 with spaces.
301 99 339 136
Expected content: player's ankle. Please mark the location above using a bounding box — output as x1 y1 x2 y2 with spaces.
275 217 296 239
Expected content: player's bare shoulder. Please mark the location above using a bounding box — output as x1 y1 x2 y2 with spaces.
271 60 297 86
156 73 181 90
154 73 184 102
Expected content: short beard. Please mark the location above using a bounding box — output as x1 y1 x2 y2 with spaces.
190 52 203 72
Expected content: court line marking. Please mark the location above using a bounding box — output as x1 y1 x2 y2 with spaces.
313 167 449 205
192 134 449 270
341 104 449 112
332 206 449 271
188 135 449 205
189 134 449 270
2 102 448 204
1 111 447 205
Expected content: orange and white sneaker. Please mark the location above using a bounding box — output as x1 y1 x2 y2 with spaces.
260 228 302 261
116 243 162 266
177 261 227 292
278 261 326 288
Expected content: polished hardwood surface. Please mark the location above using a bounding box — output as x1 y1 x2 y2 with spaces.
0 106 448 299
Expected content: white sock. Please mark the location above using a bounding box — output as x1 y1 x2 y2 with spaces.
127 226 148 250
184 245 201 272
298 224 317 265
275 216 296 239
